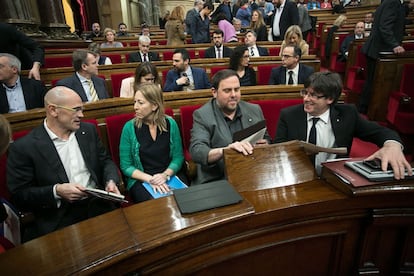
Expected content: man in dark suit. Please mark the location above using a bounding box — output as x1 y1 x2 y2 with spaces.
0 23 44 80
359 0 406 114
57 49 108 102
0 53 46 113
7 86 121 241
269 45 314 85
85 22 103 40
190 69 270 184
244 30 269 57
204 29 233 58
338 21 365 62
270 0 299 41
163 48 211 92
127 35 160 62
274 72 412 178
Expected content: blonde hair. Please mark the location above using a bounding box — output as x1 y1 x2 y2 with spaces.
103 28 116 37
250 10 266 30
280 25 309 56
169 6 185 22
333 15 347 27
283 25 304 42
133 83 167 132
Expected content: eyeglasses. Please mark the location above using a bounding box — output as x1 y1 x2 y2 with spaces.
300 89 326 99
282 54 294 59
50 104 84 113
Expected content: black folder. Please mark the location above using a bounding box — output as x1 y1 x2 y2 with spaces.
173 180 243 214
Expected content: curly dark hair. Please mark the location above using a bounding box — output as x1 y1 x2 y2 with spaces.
229 45 248 71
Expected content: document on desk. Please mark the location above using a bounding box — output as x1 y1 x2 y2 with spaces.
232 120 267 144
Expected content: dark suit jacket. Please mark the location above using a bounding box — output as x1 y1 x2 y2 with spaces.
270 1 299 40
163 67 211 92
362 0 405 59
7 122 120 240
339 34 356 60
257 46 269 56
0 78 46 113
0 23 44 70
56 74 108 102
204 46 233 58
127 51 160 62
268 64 314 85
274 104 402 156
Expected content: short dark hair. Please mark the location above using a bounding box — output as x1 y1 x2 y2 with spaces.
118 22 127 28
212 29 224 37
72 49 96 71
285 45 302 58
211 69 240 89
173 48 190 62
304 72 342 104
204 2 214 11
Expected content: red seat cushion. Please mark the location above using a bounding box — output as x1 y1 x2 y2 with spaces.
111 72 134 97
44 56 72 68
179 105 202 160
257 64 277 85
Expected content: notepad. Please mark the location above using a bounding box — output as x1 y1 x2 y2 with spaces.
142 175 188 199
173 180 243 214
232 120 267 144
84 187 129 203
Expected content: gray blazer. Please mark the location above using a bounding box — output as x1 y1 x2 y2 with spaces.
189 99 268 184
56 74 108 102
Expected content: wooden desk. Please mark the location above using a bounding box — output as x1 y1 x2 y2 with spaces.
0 140 413 275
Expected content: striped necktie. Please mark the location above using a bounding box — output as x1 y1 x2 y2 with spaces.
87 79 99 102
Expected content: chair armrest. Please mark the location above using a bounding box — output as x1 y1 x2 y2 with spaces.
390 91 412 104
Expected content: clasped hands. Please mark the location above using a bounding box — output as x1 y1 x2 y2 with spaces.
149 173 171 194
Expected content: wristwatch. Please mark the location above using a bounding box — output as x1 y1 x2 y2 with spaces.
163 173 170 181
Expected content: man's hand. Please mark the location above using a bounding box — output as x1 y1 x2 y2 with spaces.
28 62 41 80
366 141 412 179
228 141 254 155
56 183 87 202
105 180 120 195
393 45 405 55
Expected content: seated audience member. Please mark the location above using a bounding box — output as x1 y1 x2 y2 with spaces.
127 36 160 63
57 49 108 102
274 71 413 177
88 42 112 65
321 0 332 9
119 83 185 203
245 30 269 57
7 86 120 241
141 23 151 36
204 29 234 58
338 21 365 61
269 45 314 85
163 48 211 92
236 0 252 28
120 62 161 98
250 9 268 41
0 53 46 113
325 14 347 59
192 2 215 44
280 25 309 57
100 28 124 48
233 18 246 34
307 0 321 9
0 22 44 81
116 22 131 37
332 0 345 14
229 45 257 86
165 6 186 46
86 22 103 39
217 13 239 42
364 12 374 37
189 69 270 184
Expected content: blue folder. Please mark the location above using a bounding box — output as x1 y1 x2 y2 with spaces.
142 176 188 199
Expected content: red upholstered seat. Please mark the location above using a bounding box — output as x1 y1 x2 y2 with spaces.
162 51 174 61
349 138 379 158
210 66 228 79
269 47 280 56
250 99 303 140
179 105 202 161
386 63 414 135
105 53 123 64
44 56 73 68
257 64 277 85
110 72 134 97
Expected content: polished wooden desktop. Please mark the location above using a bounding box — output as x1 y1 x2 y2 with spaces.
0 142 413 275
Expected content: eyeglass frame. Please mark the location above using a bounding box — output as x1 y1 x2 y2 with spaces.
50 104 84 113
299 89 326 99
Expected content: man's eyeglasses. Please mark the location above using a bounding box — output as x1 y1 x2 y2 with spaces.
300 89 326 99
50 104 84 113
282 54 294 59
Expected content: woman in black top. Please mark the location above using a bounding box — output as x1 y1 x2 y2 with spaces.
229 45 257 86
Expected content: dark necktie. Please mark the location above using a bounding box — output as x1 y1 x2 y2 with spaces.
217 48 221 58
308 117 320 165
250 47 255 56
143 53 147 62
288 71 294 85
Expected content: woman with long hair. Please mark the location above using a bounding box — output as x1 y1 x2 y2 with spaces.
229 45 256 86
250 9 267 41
280 25 309 56
119 83 186 203
165 6 186 46
120 62 161 98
